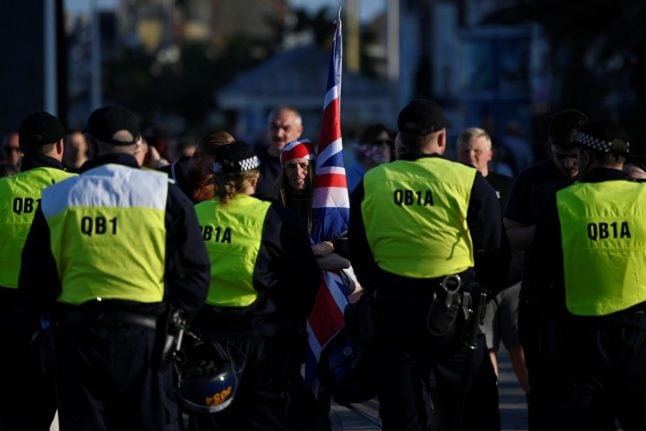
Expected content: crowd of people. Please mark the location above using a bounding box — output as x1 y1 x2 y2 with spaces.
1 98 645 431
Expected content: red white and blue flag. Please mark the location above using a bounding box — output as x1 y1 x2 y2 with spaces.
310 14 348 244
304 13 350 396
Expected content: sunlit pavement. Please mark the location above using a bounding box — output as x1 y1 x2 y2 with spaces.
47 351 528 431
331 350 529 431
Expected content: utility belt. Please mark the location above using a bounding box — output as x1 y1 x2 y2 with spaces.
52 301 190 373
195 306 294 337
56 303 159 330
422 275 487 348
370 272 487 348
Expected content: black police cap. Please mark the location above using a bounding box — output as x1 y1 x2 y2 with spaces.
18 112 65 149
86 106 141 146
397 99 451 136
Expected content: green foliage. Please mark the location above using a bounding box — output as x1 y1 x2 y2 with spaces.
103 36 274 131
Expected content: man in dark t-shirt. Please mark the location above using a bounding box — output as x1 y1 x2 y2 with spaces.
503 109 593 430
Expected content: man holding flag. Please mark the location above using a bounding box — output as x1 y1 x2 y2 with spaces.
276 10 357 430
349 99 509 430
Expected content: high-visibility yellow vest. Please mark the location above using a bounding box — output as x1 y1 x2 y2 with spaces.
41 164 168 304
0 167 76 288
557 180 646 316
194 194 271 307
362 157 476 278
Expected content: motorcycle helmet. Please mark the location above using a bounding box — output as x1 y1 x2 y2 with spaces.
317 328 378 405
175 330 237 414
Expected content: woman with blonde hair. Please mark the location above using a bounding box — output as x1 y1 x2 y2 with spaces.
191 141 320 430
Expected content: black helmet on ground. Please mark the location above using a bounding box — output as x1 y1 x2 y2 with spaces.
175 329 237 414
317 328 379 405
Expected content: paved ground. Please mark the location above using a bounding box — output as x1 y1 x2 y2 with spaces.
330 349 529 430
49 352 528 430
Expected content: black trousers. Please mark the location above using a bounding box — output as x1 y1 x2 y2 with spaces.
518 300 618 431
375 293 500 431
55 320 180 431
0 311 57 431
518 300 566 431
557 314 646 431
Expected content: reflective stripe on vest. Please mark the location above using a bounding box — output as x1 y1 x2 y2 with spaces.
41 164 168 304
362 157 475 278
557 180 646 316
194 194 271 307
0 167 76 289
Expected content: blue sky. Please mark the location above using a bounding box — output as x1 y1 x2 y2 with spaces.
289 0 386 22
65 0 115 15
65 0 386 22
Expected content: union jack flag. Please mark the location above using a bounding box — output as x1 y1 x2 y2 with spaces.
310 15 348 244
305 13 350 397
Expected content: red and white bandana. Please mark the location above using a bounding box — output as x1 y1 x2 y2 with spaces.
280 139 315 165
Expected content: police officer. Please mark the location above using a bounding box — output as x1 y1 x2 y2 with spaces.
456 127 528 394
534 121 646 429
349 99 509 431
0 112 75 430
192 142 320 430
19 105 210 430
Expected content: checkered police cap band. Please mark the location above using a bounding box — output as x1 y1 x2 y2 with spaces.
575 131 630 155
575 132 611 152
213 155 260 174
212 141 260 174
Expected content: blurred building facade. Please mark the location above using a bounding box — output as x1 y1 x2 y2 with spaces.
116 0 288 51
59 0 549 169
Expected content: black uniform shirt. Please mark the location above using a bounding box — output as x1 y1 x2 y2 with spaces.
485 171 513 212
484 171 522 286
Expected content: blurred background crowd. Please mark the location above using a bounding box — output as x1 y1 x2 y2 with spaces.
2 0 646 175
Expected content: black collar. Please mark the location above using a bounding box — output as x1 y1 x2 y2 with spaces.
20 153 66 171
80 154 139 172
580 167 631 183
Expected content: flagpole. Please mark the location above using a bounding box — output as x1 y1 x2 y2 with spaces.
304 0 350 397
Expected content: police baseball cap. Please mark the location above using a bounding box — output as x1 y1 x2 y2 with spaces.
574 121 630 156
18 112 65 149
213 141 260 174
397 99 451 136
86 106 141 146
